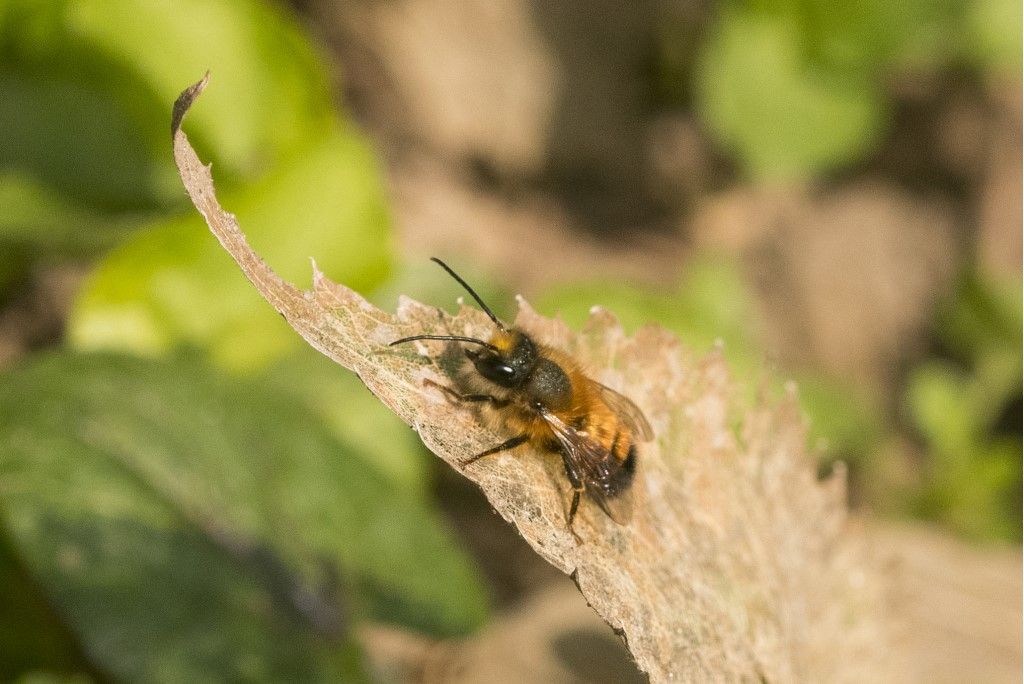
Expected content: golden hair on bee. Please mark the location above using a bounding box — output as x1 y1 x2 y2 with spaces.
390 258 653 539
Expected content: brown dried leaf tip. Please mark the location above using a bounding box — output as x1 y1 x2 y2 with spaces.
172 75 892 683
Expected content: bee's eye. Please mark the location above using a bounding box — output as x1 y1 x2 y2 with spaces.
475 356 518 385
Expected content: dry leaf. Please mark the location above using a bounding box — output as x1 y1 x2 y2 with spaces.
172 74 890 682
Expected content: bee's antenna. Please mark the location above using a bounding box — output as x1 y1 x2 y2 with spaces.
389 334 499 352
431 257 507 331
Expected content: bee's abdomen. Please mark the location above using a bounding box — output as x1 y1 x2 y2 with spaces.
608 426 630 462
602 443 637 498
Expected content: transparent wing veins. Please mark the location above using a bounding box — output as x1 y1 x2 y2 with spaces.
594 382 654 441
539 410 633 524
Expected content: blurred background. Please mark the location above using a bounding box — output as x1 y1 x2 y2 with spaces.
0 0 1020 681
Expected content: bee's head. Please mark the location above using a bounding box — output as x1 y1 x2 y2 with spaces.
466 330 537 388
390 258 542 387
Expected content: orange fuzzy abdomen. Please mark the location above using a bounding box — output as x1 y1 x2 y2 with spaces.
546 363 634 464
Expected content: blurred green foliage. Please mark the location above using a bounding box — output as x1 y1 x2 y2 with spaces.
0 0 487 680
905 271 1022 540
0 0 338 276
14 674 91 684
695 10 885 181
675 0 1023 180
0 352 488 681
68 127 392 371
262 348 431 497
0 535 94 680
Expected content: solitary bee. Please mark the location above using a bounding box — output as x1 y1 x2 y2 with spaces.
390 258 653 535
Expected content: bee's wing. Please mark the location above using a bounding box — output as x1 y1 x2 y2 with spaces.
594 382 654 442
587 477 634 525
539 411 634 525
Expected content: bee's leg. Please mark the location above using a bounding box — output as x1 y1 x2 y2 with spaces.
423 379 508 409
567 489 582 527
560 454 586 542
567 489 586 543
461 433 529 466
453 393 507 406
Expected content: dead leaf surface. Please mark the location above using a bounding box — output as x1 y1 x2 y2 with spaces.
172 74 888 683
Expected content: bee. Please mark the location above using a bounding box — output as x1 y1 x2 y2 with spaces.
390 258 653 536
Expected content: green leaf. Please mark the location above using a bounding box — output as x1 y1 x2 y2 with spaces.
369 258 516 325
0 171 139 254
906 361 974 451
673 253 757 355
794 372 884 461
790 0 961 71
68 125 394 371
0 534 94 681
965 0 1023 73
0 0 339 260
696 11 884 180
0 351 489 679
930 270 1022 432
14 673 92 684
0 74 161 212
939 438 1021 540
536 253 758 363
60 0 335 178
903 267 1022 541
536 280 676 336
263 348 432 496
935 270 1023 362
